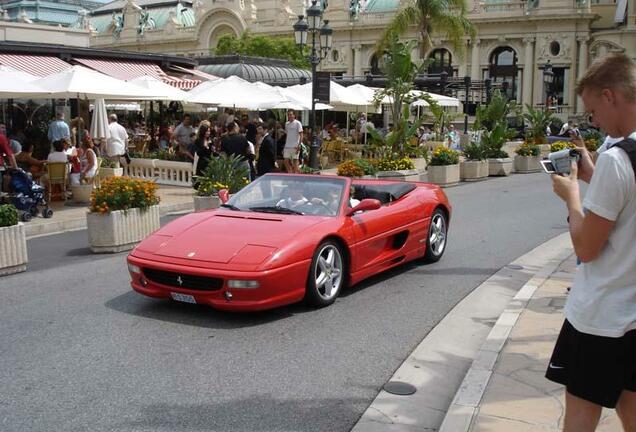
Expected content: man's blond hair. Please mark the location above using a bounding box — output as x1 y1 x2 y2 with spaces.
576 53 636 102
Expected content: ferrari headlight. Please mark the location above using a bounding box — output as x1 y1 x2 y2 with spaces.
227 280 260 289
128 263 141 274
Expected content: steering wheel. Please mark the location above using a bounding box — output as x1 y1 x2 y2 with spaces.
306 201 333 215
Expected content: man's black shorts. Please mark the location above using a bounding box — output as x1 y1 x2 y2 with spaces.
546 319 636 408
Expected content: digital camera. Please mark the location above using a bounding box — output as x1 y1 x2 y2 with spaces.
540 148 581 175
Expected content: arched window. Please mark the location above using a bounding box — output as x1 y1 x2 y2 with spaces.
370 54 381 75
489 46 518 100
428 48 453 75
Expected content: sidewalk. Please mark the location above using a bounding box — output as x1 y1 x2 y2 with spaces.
441 254 623 432
24 185 194 238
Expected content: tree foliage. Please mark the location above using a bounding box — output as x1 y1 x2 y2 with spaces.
214 31 310 70
376 0 476 57
474 90 520 158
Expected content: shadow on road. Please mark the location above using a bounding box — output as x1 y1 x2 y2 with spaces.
104 291 314 329
112 395 369 432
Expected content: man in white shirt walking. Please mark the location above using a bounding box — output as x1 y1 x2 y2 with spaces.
106 114 129 161
284 110 302 174
547 53 636 432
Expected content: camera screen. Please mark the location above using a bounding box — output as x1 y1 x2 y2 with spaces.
540 160 556 174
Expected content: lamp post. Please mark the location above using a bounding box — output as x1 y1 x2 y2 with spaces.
463 76 471 134
543 61 554 108
293 0 333 170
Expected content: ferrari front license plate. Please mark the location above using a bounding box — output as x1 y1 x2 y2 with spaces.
170 292 196 304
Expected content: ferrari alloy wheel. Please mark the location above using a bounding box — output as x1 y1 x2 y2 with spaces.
423 208 447 263
306 240 345 307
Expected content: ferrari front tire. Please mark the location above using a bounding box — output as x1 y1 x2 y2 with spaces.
305 240 345 307
423 208 447 263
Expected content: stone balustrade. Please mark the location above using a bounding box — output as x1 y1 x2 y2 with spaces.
123 158 193 187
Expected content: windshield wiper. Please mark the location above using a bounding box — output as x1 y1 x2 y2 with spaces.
249 206 304 215
221 203 241 211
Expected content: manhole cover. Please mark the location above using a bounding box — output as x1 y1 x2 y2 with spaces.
507 264 524 270
383 381 416 396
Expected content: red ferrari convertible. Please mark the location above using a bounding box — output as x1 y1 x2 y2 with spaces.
127 174 451 311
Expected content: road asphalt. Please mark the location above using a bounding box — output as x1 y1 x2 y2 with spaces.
0 173 570 432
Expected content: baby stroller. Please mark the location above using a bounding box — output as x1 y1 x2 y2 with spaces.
7 168 53 221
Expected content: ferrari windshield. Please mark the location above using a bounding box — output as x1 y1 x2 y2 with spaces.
227 175 347 216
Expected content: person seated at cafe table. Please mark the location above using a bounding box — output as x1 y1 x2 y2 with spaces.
15 142 45 178
79 138 98 182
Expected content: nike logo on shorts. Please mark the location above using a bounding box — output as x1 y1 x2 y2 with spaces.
549 362 565 369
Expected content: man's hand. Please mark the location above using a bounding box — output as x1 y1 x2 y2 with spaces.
551 161 581 206
570 136 594 183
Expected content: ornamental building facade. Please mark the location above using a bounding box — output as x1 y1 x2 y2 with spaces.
86 0 636 118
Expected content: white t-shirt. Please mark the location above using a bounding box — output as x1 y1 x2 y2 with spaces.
276 197 308 209
173 123 194 146
596 135 624 154
47 151 68 163
285 119 303 149
107 122 128 157
565 131 636 337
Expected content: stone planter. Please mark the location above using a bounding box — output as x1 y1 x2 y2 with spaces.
71 184 93 203
460 160 488 181
538 144 551 156
488 158 513 176
427 164 460 187
193 195 221 211
412 157 428 173
0 223 27 276
100 167 124 180
87 205 160 253
514 155 541 173
376 169 420 182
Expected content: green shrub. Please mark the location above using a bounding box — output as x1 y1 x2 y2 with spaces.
0 204 19 227
462 141 486 161
194 154 250 195
515 143 540 156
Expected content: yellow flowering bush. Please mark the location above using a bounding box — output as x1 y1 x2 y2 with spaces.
337 158 378 177
550 141 576 152
376 157 415 171
429 147 460 166
515 143 540 156
90 177 160 214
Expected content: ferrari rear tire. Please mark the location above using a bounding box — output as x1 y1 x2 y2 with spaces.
305 240 345 307
423 208 447 263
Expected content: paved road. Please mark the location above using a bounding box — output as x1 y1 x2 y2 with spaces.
0 173 569 432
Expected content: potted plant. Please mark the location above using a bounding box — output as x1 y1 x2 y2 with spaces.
0 204 27 276
336 158 377 178
87 176 161 253
427 146 460 186
99 158 124 180
474 90 518 176
550 141 577 153
375 156 419 181
192 154 249 211
523 105 557 147
514 143 541 173
460 141 488 181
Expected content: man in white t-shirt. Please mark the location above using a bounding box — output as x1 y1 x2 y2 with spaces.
284 110 302 174
106 114 128 159
172 114 194 156
547 53 636 431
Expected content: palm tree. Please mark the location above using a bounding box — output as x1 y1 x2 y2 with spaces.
376 0 476 57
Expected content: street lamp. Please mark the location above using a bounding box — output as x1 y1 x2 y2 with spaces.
293 0 333 170
543 61 554 107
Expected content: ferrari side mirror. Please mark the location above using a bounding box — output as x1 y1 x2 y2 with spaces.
346 198 381 216
219 189 229 204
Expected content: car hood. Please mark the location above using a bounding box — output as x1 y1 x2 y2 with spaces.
136 210 325 264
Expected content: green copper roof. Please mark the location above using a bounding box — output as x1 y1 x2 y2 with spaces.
364 0 399 12
90 4 195 33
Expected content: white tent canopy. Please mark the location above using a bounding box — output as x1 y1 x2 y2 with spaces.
32 65 150 99
286 81 374 112
409 90 461 108
0 65 51 98
128 75 189 101
186 75 289 109
253 82 332 110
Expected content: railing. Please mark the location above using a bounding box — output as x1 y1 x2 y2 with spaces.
471 0 590 14
123 158 193 187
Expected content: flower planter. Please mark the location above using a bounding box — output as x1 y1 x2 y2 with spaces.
427 164 460 187
460 160 488 181
376 169 420 182
193 195 221 211
87 205 160 253
71 184 93 204
0 223 27 276
100 167 124 180
514 155 541 173
538 144 551 156
412 157 428 173
488 158 513 176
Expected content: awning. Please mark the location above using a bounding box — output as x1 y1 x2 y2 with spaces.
170 64 219 81
74 57 200 90
0 54 71 77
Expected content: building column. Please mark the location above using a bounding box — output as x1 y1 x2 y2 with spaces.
470 38 480 79
458 39 469 77
522 37 534 108
353 44 363 77
576 36 589 113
